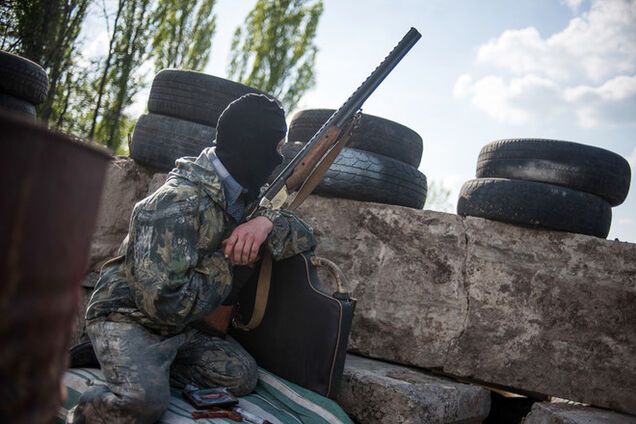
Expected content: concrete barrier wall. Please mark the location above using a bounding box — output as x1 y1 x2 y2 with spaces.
296 196 636 415
88 159 636 415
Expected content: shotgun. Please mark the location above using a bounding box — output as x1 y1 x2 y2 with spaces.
250 27 422 215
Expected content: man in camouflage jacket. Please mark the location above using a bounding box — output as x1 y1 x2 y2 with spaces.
70 94 316 423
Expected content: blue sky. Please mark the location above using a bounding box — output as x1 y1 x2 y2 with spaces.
205 0 636 241
87 0 636 241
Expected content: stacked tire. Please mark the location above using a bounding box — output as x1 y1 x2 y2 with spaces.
283 109 427 209
457 139 632 238
130 69 272 171
0 51 49 120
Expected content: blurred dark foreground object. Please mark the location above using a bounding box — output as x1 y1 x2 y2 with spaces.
0 111 111 423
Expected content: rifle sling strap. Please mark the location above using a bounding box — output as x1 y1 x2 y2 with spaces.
233 250 273 331
236 120 356 331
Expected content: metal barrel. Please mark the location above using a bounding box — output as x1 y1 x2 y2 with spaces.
0 111 111 423
330 27 421 128
264 27 421 201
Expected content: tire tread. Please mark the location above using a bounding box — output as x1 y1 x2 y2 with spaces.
457 177 612 238
0 51 49 104
476 138 631 206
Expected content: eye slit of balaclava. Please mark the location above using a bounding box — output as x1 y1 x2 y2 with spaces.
215 94 287 202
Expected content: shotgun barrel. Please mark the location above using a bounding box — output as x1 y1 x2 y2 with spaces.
260 27 421 207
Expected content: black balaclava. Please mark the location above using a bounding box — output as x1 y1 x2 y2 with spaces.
215 93 286 203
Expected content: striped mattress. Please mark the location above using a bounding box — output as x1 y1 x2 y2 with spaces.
57 368 352 424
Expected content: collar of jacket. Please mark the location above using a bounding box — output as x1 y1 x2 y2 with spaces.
206 147 246 207
168 148 228 209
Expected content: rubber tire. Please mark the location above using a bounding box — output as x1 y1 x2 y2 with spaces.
147 69 271 127
476 138 631 206
131 113 216 172
457 178 612 238
0 50 49 104
287 109 423 167
0 94 36 119
280 142 427 209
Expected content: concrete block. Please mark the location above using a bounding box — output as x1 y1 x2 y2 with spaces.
88 158 153 273
297 197 469 369
296 196 636 415
523 402 636 423
337 355 490 424
446 216 636 414
147 172 168 195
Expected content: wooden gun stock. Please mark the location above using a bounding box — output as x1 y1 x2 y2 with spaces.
285 126 341 191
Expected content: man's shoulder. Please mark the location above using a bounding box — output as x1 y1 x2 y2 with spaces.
135 177 215 218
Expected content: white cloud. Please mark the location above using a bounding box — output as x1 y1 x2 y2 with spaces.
628 147 636 171
455 0 636 128
565 75 636 102
477 27 562 78
78 30 110 66
125 89 149 120
551 0 636 81
425 176 464 213
477 0 636 82
565 75 636 127
455 74 568 125
124 59 156 120
563 0 585 11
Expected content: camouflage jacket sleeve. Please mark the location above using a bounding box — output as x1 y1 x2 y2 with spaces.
254 208 317 260
124 192 232 329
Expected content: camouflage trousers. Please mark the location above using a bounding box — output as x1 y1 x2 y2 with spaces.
68 318 258 424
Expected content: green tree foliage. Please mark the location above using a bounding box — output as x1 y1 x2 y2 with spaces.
424 179 454 212
0 0 91 123
228 0 323 111
2 0 322 153
41 1 91 124
91 0 154 150
0 1 19 51
151 0 217 72
54 60 100 137
88 0 219 151
87 0 126 142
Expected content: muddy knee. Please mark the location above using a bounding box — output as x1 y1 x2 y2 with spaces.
72 384 170 424
172 333 260 396
226 353 258 396
172 348 259 396
134 385 171 422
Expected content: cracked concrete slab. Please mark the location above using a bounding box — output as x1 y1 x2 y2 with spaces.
297 197 636 415
337 354 490 424
297 197 469 369
523 402 636 423
445 216 636 414
87 158 153 275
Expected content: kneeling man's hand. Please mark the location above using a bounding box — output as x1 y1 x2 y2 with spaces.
222 216 273 265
